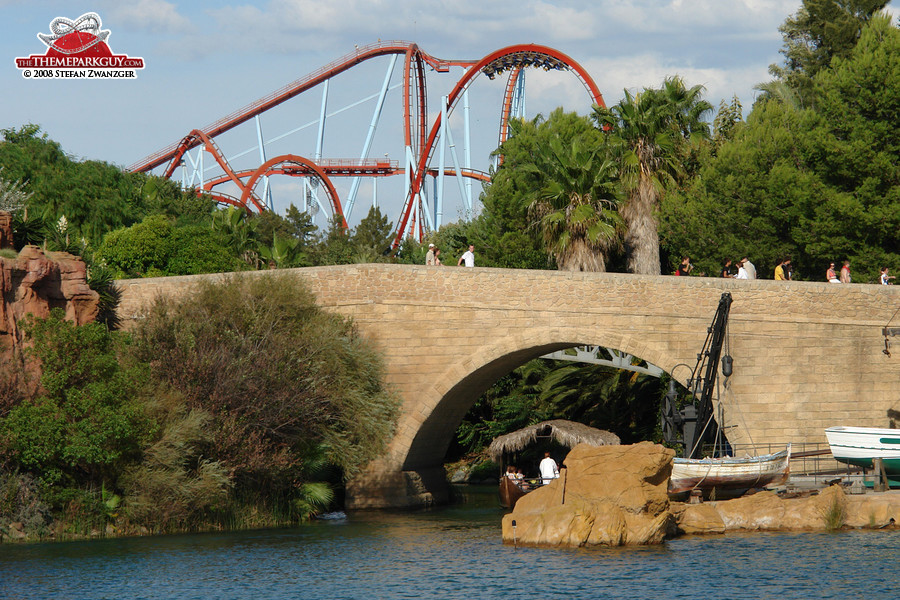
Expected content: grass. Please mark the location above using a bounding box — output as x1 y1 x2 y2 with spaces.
821 493 846 531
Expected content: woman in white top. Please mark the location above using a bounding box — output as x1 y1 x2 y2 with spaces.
735 259 749 279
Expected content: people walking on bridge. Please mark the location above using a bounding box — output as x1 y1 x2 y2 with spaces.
827 263 840 283
880 267 894 285
741 256 756 279
425 243 436 266
458 244 475 267
840 260 851 283
675 256 693 276
783 257 793 280
539 452 559 485
721 259 734 278
774 258 786 281
433 248 442 266
735 259 749 279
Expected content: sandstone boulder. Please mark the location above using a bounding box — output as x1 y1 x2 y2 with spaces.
501 442 676 547
0 212 12 250
0 236 99 349
675 485 878 534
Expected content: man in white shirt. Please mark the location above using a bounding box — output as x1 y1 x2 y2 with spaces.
457 244 475 267
425 243 435 265
741 256 756 279
539 452 559 484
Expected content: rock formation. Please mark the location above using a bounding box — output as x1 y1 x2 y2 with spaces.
501 441 900 548
0 212 12 250
501 442 676 547
0 211 99 350
675 484 900 533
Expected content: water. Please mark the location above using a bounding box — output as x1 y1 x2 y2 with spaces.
1 486 898 600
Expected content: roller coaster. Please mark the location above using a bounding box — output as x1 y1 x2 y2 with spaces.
128 41 605 247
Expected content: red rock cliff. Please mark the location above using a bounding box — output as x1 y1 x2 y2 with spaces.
0 212 99 349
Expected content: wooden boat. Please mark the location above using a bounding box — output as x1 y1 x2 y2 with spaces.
499 476 528 510
825 426 900 474
668 444 791 495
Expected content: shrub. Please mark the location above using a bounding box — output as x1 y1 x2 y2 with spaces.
120 389 232 531
0 471 52 539
129 273 399 503
95 214 174 278
0 310 147 491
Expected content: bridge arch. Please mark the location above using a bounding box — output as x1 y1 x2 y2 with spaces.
398 327 686 472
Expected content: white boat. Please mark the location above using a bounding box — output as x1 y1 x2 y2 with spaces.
824 426 900 475
669 445 792 495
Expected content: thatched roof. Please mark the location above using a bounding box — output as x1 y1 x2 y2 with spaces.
488 419 620 462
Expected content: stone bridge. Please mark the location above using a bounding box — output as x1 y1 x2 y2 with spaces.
115 264 900 508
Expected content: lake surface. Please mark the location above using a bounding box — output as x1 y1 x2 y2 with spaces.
1 486 898 600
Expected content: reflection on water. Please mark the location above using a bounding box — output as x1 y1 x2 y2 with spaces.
1 486 897 600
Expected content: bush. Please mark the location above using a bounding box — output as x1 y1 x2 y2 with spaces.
0 310 147 491
95 214 174 278
0 471 52 539
129 273 399 501
120 401 232 532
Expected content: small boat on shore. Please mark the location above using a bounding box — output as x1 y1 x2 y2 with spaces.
668 445 791 495
825 426 900 474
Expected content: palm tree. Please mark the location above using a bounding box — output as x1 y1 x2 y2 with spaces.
594 76 712 275
524 136 623 272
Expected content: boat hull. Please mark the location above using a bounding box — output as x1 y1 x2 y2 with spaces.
499 476 527 510
669 446 791 495
825 426 900 475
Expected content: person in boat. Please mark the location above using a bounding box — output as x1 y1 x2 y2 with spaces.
505 465 518 480
515 467 531 490
539 452 559 485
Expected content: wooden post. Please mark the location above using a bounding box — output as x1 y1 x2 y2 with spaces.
874 458 886 492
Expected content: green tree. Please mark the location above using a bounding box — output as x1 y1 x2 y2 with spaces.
351 205 393 260
210 206 261 268
313 215 355 265
0 311 146 490
525 136 622 271
258 232 308 268
661 15 899 281
477 110 606 269
594 77 713 274
284 203 318 247
769 0 889 100
96 214 174 278
712 96 744 146
0 125 148 246
96 215 240 278
538 363 663 444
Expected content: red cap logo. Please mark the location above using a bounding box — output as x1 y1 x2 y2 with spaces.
16 12 145 79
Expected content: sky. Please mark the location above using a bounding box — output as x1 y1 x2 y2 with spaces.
2 0 897 229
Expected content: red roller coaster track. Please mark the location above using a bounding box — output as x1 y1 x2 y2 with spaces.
128 41 605 248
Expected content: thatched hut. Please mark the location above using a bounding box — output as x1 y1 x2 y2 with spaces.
488 419 620 463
